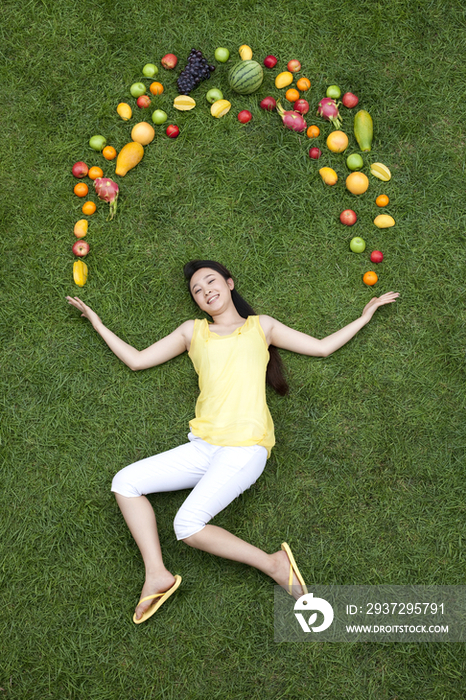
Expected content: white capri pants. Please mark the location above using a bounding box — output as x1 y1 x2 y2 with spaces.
111 433 268 540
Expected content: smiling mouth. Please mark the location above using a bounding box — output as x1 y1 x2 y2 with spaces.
207 294 219 304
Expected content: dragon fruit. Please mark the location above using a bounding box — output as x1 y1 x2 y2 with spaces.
317 97 342 129
276 102 307 133
94 178 119 220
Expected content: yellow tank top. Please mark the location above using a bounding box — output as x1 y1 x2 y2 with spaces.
188 315 275 457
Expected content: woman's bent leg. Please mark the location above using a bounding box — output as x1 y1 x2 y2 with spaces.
174 444 306 599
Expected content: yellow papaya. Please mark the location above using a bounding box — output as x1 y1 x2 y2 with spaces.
354 110 373 152
115 141 144 177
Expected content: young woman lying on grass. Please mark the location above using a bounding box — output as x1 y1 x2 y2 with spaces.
66 260 398 623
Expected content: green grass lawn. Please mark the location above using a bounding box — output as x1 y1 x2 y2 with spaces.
1 0 466 697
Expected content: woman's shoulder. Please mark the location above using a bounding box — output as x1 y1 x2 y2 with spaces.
257 314 275 333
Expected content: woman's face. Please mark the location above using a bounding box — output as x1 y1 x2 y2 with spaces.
189 267 234 313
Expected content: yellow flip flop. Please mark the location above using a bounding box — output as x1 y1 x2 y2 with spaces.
133 575 182 624
281 543 308 596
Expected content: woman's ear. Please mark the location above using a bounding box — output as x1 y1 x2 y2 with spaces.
227 278 235 290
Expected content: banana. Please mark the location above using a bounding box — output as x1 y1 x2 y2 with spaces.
370 162 391 181
374 215 395 228
173 95 196 111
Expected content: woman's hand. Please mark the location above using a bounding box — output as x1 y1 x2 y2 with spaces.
66 296 102 328
361 291 399 322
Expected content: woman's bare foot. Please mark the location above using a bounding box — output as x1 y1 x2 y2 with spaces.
134 571 177 620
268 550 306 600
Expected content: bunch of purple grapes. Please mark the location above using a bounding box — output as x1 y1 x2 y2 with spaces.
177 49 215 95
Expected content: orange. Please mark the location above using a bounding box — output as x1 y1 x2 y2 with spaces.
102 146 117 160
149 81 164 95
74 182 88 197
285 88 300 103
346 172 369 195
307 125 320 138
376 194 389 207
81 201 96 215
363 271 378 286
88 166 103 180
326 130 349 153
296 77 311 91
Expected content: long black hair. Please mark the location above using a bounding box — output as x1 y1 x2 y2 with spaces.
183 260 289 396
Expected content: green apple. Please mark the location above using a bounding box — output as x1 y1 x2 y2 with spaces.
350 237 366 253
130 82 146 97
142 63 159 78
89 134 106 151
326 85 341 99
206 88 223 104
152 109 168 125
346 153 364 171
214 47 230 62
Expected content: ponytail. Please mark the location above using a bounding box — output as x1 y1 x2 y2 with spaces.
183 260 289 396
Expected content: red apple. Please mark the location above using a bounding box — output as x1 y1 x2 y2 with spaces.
342 92 359 108
161 53 178 69
293 98 309 115
287 59 301 72
370 250 384 263
72 161 88 178
166 124 180 138
137 95 151 108
263 55 278 68
238 110 252 124
340 209 357 226
72 240 89 257
309 147 322 160
260 96 276 111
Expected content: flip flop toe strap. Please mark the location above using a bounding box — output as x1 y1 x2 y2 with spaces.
137 592 164 606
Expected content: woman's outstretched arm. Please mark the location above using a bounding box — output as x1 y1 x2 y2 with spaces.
260 291 399 357
66 296 193 370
